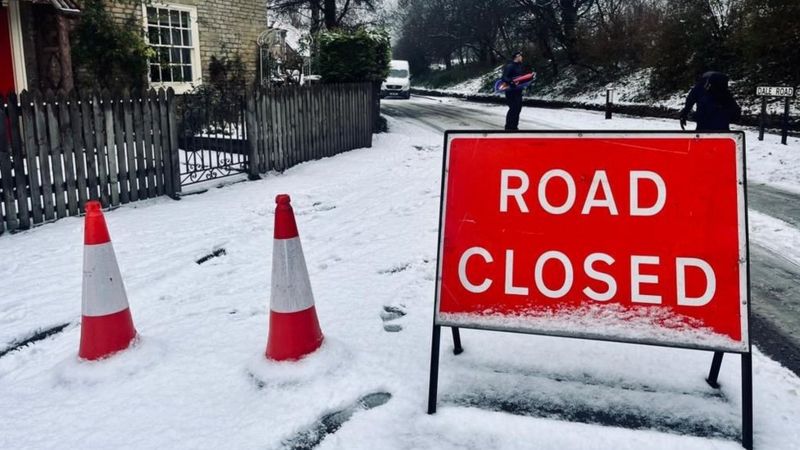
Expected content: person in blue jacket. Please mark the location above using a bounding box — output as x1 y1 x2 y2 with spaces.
502 51 525 130
679 71 741 131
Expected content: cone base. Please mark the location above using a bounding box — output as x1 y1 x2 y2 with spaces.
266 306 324 361
79 308 137 361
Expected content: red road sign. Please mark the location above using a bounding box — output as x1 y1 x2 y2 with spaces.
435 131 749 352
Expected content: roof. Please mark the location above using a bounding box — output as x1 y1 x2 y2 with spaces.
26 0 81 15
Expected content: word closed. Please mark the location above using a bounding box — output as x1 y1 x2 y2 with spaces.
436 132 748 352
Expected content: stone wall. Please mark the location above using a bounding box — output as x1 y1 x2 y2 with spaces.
105 0 267 86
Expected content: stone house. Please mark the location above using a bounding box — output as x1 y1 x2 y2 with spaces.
1 0 269 94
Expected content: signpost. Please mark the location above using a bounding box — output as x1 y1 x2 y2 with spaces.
605 85 615 120
756 86 795 144
428 131 753 449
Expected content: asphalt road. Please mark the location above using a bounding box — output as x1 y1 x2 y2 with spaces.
383 96 800 376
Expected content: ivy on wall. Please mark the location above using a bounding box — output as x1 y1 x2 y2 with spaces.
72 0 155 92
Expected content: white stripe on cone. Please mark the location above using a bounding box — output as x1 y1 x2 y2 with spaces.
270 237 315 313
82 242 131 317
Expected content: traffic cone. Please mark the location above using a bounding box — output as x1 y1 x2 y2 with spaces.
79 201 137 360
266 194 324 361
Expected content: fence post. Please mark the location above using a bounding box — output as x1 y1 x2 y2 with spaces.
104 92 121 207
22 90 43 224
156 89 170 201
166 88 182 197
8 92 31 229
34 92 55 220
0 94 19 233
371 81 381 133
60 92 79 216
365 83 373 148
245 91 261 180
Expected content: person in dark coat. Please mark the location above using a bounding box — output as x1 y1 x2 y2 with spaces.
502 51 526 130
679 71 741 131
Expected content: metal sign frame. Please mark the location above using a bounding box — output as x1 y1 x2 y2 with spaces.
435 130 749 352
427 129 754 450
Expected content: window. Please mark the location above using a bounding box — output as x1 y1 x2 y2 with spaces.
143 4 201 91
389 69 409 78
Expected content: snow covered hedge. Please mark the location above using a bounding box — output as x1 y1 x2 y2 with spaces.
317 29 391 83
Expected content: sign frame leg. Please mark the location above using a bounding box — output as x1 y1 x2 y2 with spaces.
706 351 725 388
742 352 754 449
427 324 441 414
781 98 789 146
451 327 464 355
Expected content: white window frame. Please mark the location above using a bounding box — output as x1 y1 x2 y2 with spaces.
141 2 202 94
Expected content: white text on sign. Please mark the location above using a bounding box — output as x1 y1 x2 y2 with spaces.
756 86 794 97
457 169 717 307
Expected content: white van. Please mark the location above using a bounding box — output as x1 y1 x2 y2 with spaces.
381 60 411 99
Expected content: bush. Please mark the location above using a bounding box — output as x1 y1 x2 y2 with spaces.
317 29 391 83
72 0 154 92
181 53 247 136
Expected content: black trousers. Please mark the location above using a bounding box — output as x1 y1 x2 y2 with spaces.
505 90 523 130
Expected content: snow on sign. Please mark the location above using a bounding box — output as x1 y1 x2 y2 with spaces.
435 131 749 352
755 86 794 97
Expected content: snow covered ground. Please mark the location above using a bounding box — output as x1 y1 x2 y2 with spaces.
749 211 800 267
2 113 800 449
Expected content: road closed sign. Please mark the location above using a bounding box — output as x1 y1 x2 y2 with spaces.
435 131 749 352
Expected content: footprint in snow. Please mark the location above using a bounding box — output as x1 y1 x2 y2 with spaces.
312 201 336 212
381 305 407 332
413 145 438 153
295 202 336 216
378 262 411 275
318 255 342 271
196 247 227 265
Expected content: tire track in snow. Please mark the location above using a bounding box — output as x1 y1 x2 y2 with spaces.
0 322 72 358
443 366 738 441
278 391 392 449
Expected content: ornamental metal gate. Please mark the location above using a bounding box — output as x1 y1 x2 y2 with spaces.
174 83 374 188
176 93 249 186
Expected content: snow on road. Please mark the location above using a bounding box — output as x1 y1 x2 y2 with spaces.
1 115 800 449
402 95 800 195
749 211 800 268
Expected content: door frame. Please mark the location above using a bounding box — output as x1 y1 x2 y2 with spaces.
6 0 27 91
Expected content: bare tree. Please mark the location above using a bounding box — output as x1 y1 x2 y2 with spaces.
269 0 383 30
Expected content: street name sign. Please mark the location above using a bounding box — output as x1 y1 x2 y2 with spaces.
756 86 794 97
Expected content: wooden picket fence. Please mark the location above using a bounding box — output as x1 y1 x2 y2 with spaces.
0 83 375 235
245 82 373 175
0 89 181 234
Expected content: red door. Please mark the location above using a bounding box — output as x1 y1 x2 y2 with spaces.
0 6 16 94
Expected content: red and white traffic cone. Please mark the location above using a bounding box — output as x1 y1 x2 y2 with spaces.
79 201 137 360
266 194 324 361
